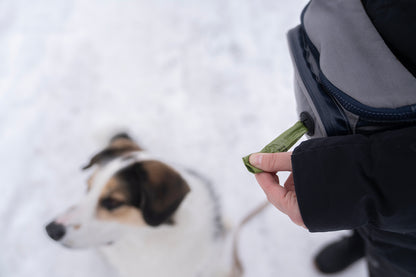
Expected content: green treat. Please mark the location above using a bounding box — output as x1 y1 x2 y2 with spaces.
242 121 308 174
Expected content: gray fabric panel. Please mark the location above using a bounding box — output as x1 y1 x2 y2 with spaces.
340 106 360 134
294 70 327 138
304 0 416 109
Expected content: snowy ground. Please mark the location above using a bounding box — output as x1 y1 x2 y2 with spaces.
0 0 366 276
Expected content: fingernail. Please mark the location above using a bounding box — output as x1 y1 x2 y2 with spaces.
249 153 262 166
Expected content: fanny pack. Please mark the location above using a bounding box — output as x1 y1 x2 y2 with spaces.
243 0 416 173
289 0 416 138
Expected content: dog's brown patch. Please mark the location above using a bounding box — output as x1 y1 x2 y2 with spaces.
93 159 190 227
141 161 191 214
83 135 142 170
86 172 97 192
96 176 146 226
99 177 124 197
109 137 142 152
97 205 146 226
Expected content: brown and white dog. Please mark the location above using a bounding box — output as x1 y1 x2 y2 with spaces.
45 134 229 277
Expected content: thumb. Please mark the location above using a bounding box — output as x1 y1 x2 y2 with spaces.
249 152 292 172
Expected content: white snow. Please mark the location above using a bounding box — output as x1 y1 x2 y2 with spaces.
0 0 366 276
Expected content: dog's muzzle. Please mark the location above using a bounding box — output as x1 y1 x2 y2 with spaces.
45 221 66 241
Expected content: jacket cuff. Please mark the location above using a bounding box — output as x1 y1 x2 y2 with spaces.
291 136 372 232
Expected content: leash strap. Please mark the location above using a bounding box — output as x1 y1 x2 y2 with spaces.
242 121 308 173
230 201 270 277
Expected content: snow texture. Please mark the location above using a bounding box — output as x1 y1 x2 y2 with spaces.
0 0 366 276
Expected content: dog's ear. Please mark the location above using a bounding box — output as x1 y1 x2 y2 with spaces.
82 133 142 170
116 161 190 226
141 161 190 226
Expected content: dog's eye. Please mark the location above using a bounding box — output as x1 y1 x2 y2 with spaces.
100 197 125 211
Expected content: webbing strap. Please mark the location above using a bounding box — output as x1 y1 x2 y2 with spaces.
230 201 270 277
242 121 308 173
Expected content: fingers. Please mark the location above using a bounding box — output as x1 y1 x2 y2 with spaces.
255 172 287 211
255 172 306 229
249 152 292 172
284 173 295 191
250 153 304 228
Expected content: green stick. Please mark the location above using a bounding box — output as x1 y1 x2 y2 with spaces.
242 121 308 173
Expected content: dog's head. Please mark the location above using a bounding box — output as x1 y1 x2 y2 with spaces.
45 134 190 248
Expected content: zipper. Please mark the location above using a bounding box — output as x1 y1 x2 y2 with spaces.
299 6 416 123
289 25 351 136
319 72 416 122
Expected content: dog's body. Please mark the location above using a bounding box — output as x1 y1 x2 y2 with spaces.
46 134 230 277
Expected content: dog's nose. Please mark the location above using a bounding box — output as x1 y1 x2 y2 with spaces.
45 221 66 241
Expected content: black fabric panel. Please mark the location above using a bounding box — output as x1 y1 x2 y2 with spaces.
358 227 416 277
361 0 416 77
292 125 416 233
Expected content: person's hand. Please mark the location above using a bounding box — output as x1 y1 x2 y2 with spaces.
249 152 306 228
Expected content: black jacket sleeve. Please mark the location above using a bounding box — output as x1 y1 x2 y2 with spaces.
292 125 416 233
